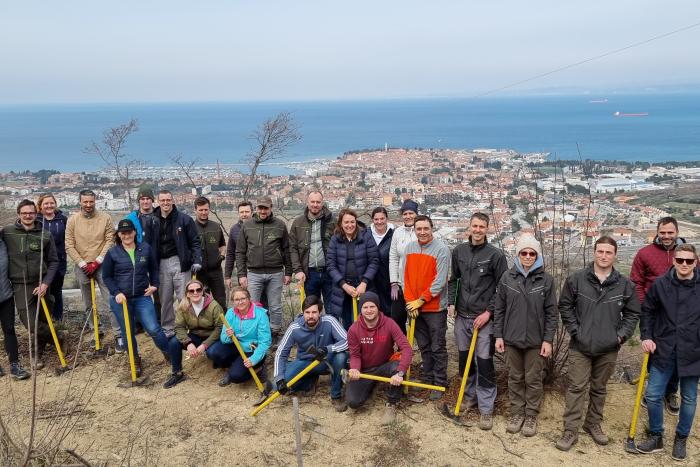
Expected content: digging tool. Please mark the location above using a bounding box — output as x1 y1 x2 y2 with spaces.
221 314 264 392
89 278 108 355
250 357 322 417
117 301 151 387
442 326 479 426
404 317 416 395
625 352 650 454
299 284 306 312
340 369 445 392
352 296 358 322
40 297 67 370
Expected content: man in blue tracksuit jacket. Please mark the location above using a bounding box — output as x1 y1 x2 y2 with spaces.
274 294 349 411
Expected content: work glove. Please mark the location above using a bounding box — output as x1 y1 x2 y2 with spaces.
405 298 425 319
277 379 289 395
217 254 225 266
390 283 400 301
312 346 328 362
84 261 100 277
191 263 202 274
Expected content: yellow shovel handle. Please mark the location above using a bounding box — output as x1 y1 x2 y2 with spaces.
221 314 264 391
40 297 66 368
299 284 306 312
404 317 416 394
90 278 100 350
352 297 358 322
121 300 138 382
628 352 650 439
357 372 445 392
250 359 321 416
454 327 479 416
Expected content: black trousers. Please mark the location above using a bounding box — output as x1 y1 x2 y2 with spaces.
0 297 19 363
198 267 227 310
390 286 407 335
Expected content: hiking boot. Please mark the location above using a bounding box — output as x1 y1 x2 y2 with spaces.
665 393 680 416
506 414 525 434
10 362 31 380
429 390 443 401
381 403 397 425
218 373 232 387
672 434 687 461
521 416 538 437
583 424 609 445
163 372 186 389
332 398 348 413
478 414 493 431
269 330 282 352
636 432 664 454
555 430 579 451
114 336 126 354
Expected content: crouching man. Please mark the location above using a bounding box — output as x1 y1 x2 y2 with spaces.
346 292 412 425
274 295 348 411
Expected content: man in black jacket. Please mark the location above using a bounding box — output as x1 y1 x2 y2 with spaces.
153 190 202 337
193 196 226 309
636 244 700 461
556 236 640 451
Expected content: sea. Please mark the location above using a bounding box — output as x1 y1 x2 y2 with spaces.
1 93 699 173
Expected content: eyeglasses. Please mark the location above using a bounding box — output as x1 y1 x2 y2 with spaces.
519 251 537 258
675 257 696 266
187 287 203 294
233 297 249 302
19 211 37 216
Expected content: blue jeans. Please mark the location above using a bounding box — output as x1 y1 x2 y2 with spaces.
110 296 168 356
284 352 348 399
168 333 217 374
247 271 284 332
206 341 265 383
306 268 332 309
646 356 699 437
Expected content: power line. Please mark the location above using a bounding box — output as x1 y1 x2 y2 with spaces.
474 20 700 98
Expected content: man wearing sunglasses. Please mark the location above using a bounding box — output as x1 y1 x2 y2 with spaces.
637 244 700 461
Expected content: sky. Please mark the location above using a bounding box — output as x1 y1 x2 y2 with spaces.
1 1 699 103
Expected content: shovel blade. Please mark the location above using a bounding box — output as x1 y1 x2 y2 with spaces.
440 403 472 427
117 375 152 388
624 437 639 454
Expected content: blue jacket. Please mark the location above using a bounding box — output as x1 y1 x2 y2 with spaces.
326 230 379 317
125 209 159 246
220 303 271 366
273 314 348 383
152 205 202 272
37 210 68 275
102 242 159 299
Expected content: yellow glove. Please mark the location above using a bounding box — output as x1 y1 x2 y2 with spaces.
405 298 425 319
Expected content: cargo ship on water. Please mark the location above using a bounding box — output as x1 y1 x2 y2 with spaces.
613 111 649 117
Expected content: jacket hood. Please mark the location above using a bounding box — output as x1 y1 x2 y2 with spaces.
38 209 67 220
305 205 332 221
253 212 275 223
14 219 44 232
666 266 700 288
153 204 179 218
514 255 544 278
654 236 686 250
585 264 621 287
370 223 395 237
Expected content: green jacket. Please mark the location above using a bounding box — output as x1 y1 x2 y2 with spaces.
235 213 292 277
1 220 59 286
174 294 224 348
289 206 335 275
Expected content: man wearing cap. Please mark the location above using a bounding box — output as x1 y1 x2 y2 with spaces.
389 198 418 334
193 196 227 309
289 190 335 306
65 189 122 349
274 294 348 412
125 186 159 246
346 291 413 425
236 196 292 343
153 190 202 337
224 201 253 289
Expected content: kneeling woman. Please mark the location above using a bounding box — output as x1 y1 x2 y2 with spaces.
102 219 169 377
208 286 271 387
164 279 224 388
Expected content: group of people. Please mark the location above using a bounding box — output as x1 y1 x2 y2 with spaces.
1 188 698 461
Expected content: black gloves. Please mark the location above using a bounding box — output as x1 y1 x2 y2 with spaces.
277 379 289 395
312 346 328 362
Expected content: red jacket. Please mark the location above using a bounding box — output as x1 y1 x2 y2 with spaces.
630 238 684 304
347 313 412 373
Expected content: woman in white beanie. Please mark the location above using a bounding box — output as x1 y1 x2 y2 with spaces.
493 234 558 437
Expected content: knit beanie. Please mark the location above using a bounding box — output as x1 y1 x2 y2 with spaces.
400 199 419 214
515 234 543 257
138 187 155 200
358 291 381 311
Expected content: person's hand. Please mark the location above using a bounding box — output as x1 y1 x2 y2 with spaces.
84 261 99 277
225 327 234 337
33 283 49 297
390 283 400 301
295 272 306 283
348 369 361 381
473 311 490 330
495 337 505 353
277 379 289 395
187 343 198 358
239 277 248 288
447 305 456 318
641 339 656 354
196 344 207 356
79 260 88 272
243 358 252 368
191 263 202 275
144 285 157 296
405 298 425 319
225 278 233 289
283 275 291 286
342 283 356 296
540 341 552 358
390 373 404 386
115 293 127 304
355 282 367 296
312 347 328 361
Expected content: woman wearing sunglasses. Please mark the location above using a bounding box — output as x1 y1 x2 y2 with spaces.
164 279 224 389
493 234 558 437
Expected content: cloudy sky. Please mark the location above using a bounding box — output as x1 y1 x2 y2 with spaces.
1 1 699 103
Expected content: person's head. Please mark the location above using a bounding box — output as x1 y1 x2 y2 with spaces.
37 193 57 216
371 207 389 233
237 201 253 221
115 218 137 245
138 187 155 213
302 295 323 329
400 199 418 227
230 286 251 313
194 196 210 223
184 279 206 305
256 196 273 220
656 216 679 249
469 212 490 245
594 236 618 270
16 199 37 228
335 208 358 239
515 234 543 272
674 244 697 280
306 191 324 216
358 292 381 327
157 190 174 215
79 189 96 215
414 215 434 245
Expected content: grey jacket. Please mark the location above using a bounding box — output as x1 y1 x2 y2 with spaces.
0 238 13 302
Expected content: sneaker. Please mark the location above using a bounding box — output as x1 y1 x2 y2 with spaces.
506 414 525 434
478 413 493 431
665 393 680 416
114 337 126 354
332 398 348 413
556 430 579 451
672 434 687 461
381 403 397 425
163 372 186 389
583 424 609 445
521 416 538 437
218 373 232 387
269 330 282 352
636 432 664 454
10 362 31 380
429 390 443 401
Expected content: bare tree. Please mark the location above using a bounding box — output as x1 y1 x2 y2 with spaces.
243 112 301 199
83 118 140 208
